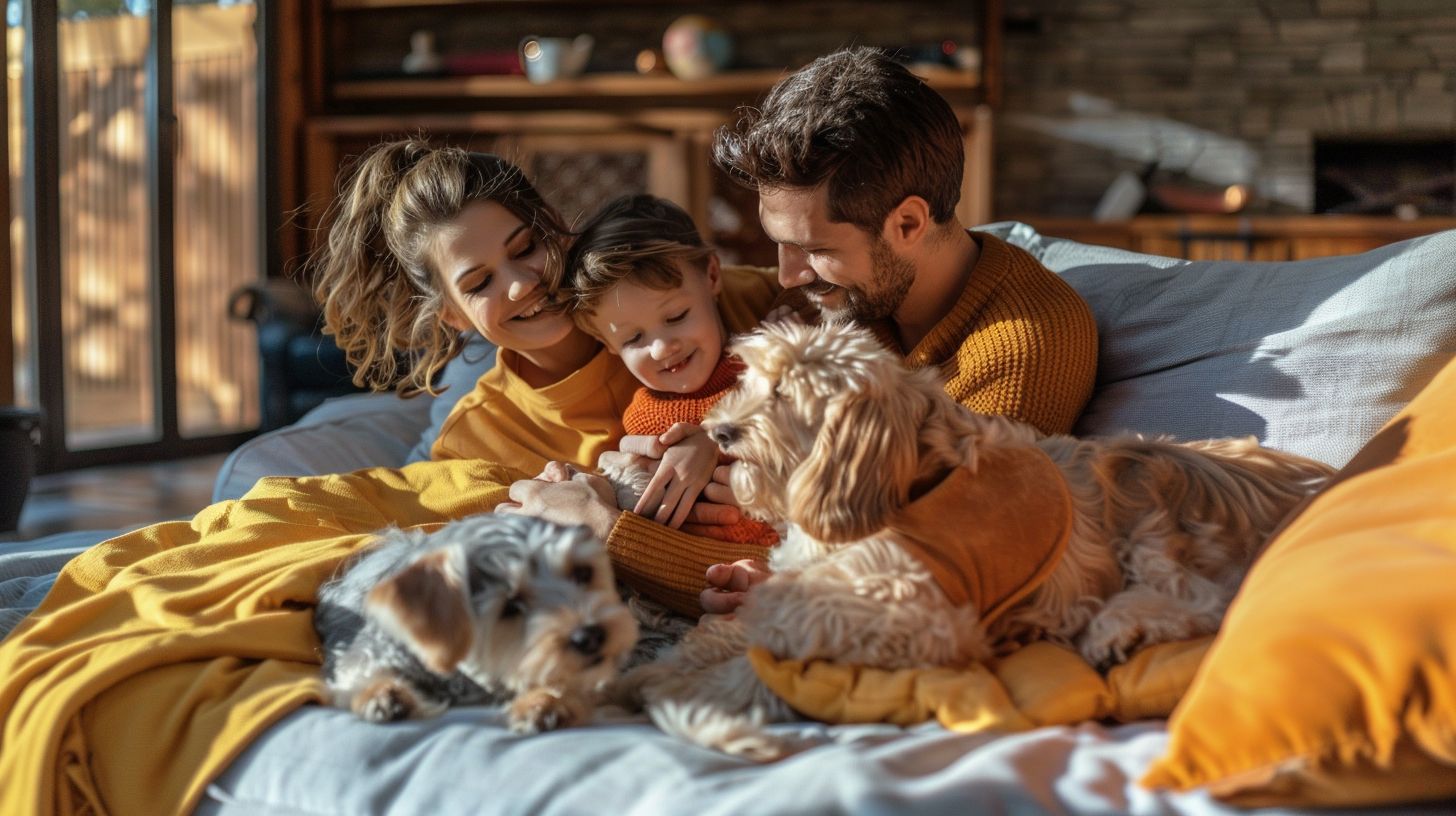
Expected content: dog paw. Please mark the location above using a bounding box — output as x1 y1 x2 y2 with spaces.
508 689 586 734
351 679 420 722
716 730 800 763
1078 618 1146 670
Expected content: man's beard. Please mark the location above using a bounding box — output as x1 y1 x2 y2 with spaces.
819 237 916 324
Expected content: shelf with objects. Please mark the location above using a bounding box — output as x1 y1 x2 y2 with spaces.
288 0 1001 266
330 64 982 106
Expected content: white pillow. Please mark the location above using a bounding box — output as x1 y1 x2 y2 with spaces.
987 222 1456 467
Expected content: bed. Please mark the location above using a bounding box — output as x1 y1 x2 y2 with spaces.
4 222 1454 815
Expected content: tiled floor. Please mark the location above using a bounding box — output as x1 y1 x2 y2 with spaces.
2 454 227 544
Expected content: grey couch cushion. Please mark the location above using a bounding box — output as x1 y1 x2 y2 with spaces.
211 335 497 502
211 392 433 502
404 333 497 464
988 222 1456 467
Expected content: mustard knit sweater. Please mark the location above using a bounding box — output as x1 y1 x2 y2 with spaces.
606 231 1099 616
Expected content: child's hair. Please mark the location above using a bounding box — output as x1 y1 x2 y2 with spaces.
563 194 714 325
309 138 569 396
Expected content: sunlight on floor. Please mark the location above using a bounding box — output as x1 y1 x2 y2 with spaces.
3 454 226 544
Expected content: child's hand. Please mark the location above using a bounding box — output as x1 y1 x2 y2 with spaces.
634 423 719 529
614 433 670 459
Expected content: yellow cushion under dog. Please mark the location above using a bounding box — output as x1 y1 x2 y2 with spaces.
1141 355 1456 807
749 636 1212 733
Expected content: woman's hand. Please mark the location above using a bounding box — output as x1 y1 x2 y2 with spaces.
633 423 719 529
498 463 619 541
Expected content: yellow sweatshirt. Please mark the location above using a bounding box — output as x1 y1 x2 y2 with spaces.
429 345 639 477
607 231 1099 615
430 264 781 471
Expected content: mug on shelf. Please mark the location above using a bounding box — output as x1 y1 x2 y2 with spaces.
518 34 594 84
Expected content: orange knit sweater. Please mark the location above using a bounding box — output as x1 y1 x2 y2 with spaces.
622 355 780 548
606 231 1099 616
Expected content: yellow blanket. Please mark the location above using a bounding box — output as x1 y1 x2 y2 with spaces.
0 458 517 816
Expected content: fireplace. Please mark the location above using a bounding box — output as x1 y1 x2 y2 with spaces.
1314 136 1456 217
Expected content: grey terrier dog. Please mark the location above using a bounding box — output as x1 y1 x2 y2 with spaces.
314 513 639 734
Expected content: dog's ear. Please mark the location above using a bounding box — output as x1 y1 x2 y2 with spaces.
788 385 923 542
366 546 473 675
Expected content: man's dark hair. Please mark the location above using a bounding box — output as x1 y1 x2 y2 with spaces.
712 47 964 234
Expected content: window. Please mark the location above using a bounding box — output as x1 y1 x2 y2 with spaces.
7 0 265 470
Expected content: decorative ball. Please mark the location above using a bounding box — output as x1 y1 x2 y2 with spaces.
662 15 733 81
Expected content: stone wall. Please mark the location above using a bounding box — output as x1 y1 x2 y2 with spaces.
996 0 1456 216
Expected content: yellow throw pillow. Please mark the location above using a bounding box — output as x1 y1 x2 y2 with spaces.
1142 354 1456 807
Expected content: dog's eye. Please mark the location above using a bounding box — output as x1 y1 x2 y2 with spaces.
500 596 526 619
570 564 594 585
466 568 490 598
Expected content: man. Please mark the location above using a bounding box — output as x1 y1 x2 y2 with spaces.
503 47 1098 617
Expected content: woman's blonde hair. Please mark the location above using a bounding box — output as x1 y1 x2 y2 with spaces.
309 138 568 396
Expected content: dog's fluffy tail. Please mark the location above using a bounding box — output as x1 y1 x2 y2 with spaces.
1086 434 1334 557
635 654 802 762
1163 436 1332 532
646 700 799 762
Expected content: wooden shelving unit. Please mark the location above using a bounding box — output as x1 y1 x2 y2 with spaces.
282 0 1002 266
332 65 980 104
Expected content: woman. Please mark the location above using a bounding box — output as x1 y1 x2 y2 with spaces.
312 139 782 614
0 139 781 815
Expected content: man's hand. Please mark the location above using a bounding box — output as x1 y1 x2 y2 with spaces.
699 558 773 615
681 463 742 536
498 464 619 541
634 423 719 529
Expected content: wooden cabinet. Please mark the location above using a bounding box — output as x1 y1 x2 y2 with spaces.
1015 216 1456 262
283 0 1000 267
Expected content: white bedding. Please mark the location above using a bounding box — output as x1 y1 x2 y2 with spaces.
186 701 1456 815
190 708 1273 816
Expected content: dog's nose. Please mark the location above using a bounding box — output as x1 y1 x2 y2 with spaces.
568 624 606 656
707 424 739 447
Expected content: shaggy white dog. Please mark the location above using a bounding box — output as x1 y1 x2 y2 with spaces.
622 322 1332 760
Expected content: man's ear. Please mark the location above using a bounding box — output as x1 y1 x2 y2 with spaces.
880 195 933 251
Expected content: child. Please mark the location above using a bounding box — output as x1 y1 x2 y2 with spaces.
565 194 780 548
